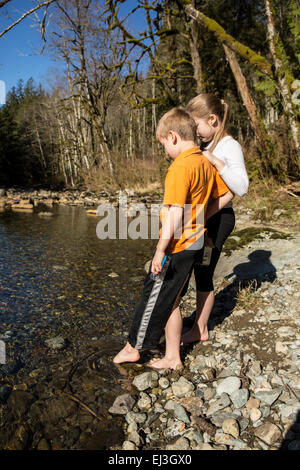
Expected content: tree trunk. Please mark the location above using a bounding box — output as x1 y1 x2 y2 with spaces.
183 3 274 77
264 0 299 151
223 44 269 152
188 0 205 93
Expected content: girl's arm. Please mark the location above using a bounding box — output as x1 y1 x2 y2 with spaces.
206 190 234 221
203 140 249 197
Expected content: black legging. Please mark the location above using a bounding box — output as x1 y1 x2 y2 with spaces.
181 207 235 295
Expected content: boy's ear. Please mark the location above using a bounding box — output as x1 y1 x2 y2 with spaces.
168 130 177 144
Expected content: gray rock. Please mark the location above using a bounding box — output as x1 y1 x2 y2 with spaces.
45 336 66 350
260 406 271 418
125 411 147 425
171 377 194 397
183 429 203 445
122 441 138 450
158 377 170 389
230 389 249 408
237 417 249 432
166 437 190 450
108 394 135 415
216 377 241 396
132 371 158 391
137 392 152 410
164 420 185 438
174 403 190 424
278 403 300 424
206 393 231 417
254 389 282 406
233 439 249 450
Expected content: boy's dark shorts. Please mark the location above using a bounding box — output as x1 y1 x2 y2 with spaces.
128 247 203 350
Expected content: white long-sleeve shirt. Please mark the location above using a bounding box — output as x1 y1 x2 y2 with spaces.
206 135 249 197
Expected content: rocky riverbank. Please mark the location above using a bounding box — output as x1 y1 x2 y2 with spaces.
0 186 162 212
0 185 299 450
108 252 300 451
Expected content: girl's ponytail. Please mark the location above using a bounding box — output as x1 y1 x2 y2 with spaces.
210 99 229 152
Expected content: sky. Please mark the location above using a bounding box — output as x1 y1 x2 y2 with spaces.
0 0 149 103
0 0 62 97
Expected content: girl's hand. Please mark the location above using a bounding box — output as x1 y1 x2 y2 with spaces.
151 249 165 275
203 150 216 165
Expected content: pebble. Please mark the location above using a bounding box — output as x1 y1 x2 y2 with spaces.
108 394 135 415
222 418 240 439
166 437 190 450
173 403 190 424
216 377 241 396
246 397 260 409
44 336 66 350
254 423 282 446
132 372 158 391
171 377 194 397
250 408 262 422
230 389 249 408
254 389 282 406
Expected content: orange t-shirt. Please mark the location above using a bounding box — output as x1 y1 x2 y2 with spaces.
161 146 229 254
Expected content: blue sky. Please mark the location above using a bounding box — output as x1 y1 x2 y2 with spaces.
0 0 150 100
0 0 62 94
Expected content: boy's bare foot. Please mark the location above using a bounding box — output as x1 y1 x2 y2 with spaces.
147 356 182 370
113 342 140 364
180 325 209 345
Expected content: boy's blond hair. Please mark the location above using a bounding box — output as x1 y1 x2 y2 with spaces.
156 107 197 142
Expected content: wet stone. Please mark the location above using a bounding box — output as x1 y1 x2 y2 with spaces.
132 372 158 391
108 394 135 415
45 336 66 350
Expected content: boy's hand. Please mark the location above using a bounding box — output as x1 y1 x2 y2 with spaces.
151 249 165 275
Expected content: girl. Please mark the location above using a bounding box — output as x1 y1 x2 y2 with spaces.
181 93 249 344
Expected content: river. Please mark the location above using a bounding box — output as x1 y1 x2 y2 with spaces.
0 204 157 449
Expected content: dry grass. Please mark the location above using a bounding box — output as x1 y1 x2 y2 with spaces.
233 176 300 226
234 280 263 312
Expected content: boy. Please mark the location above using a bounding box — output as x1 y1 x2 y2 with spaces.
113 107 233 369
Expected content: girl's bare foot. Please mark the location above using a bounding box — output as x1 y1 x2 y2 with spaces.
180 325 209 345
147 356 182 370
113 342 140 364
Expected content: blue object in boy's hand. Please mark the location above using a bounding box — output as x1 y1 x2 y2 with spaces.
150 255 167 281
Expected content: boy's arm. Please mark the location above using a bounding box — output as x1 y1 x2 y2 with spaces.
152 205 183 275
206 190 234 220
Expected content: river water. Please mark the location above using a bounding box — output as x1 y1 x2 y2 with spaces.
0 204 157 449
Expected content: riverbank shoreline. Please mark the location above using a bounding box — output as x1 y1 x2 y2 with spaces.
0 185 299 450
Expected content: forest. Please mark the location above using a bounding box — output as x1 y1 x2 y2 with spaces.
0 0 299 190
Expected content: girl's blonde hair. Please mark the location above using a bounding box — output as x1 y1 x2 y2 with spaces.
185 93 229 152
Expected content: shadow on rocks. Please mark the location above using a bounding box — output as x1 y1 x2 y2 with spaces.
279 410 300 451
182 249 277 337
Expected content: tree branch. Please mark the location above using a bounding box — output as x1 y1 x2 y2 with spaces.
0 0 56 38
